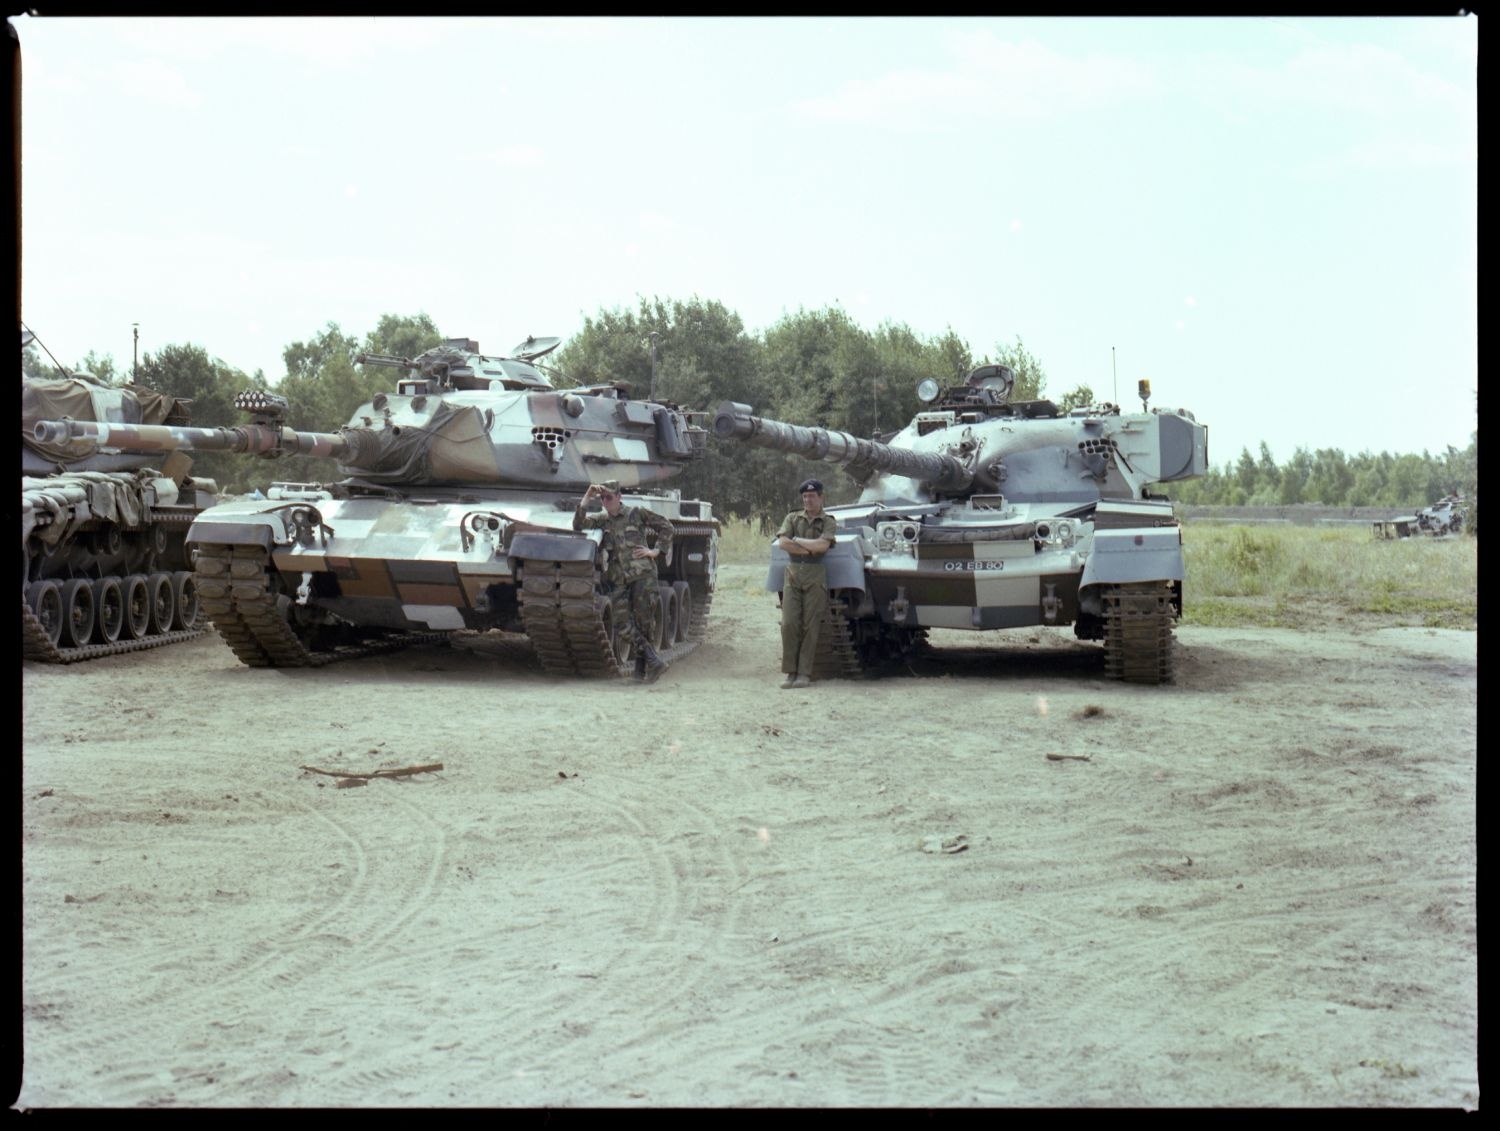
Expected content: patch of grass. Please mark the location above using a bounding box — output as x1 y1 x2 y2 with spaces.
717 518 775 565
1184 523 1476 630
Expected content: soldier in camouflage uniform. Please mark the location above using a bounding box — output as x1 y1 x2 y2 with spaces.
573 479 675 683
775 477 837 689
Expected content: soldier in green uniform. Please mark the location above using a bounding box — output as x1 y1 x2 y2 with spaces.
775 477 837 689
573 479 675 683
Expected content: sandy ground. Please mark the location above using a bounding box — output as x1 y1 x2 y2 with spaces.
18 564 1477 1109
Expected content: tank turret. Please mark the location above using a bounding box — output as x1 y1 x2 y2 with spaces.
22 345 221 662
714 363 1208 684
30 334 721 678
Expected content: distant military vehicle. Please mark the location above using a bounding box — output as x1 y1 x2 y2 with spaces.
1374 494 1467 539
23 338 220 662
714 367 1208 684
1416 494 1467 537
33 336 720 675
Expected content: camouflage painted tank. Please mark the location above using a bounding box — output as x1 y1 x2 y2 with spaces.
22 359 221 662
33 336 720 676
714 367 1208 684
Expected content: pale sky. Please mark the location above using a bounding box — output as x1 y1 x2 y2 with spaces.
17 15 1477 466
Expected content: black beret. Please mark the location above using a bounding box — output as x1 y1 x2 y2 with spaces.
798 478 825 494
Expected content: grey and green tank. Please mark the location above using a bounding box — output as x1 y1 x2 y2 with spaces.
713 366 1208 684
23 352 221 662
32 336 721 676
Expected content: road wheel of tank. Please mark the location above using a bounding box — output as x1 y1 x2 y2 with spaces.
59 578 96 647
672 581 692 643
171 571 200 629
94 525 123 558
26 580 64 647
656 583 678 650
146 572 176 634
92 577 124 643
121 574 152 640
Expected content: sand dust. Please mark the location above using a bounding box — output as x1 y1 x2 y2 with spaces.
18 564 1477 1108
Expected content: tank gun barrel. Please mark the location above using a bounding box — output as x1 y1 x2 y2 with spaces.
32 419 356 461
354 352 416 370
713 402 971 491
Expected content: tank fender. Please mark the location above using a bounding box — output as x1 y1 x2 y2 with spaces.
1079 527 1184 589
185 515 281 551
765 536 867 593
507 531 598 564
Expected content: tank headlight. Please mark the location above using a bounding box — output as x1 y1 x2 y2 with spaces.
901 524 919 542
916 378 941 404
1057 522 1072 542
1035 522 1051 540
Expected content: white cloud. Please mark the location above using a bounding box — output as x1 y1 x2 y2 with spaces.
1010 219 1023 233
793 33 1159 127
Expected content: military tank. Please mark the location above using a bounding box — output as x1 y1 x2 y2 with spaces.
33 336 721 676
22 360 221 662
714 366 1208 684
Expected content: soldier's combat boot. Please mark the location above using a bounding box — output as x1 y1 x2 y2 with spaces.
632 652 647 682
640 643 667 684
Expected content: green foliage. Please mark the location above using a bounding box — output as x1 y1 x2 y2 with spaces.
1173 432 1477 528
22 343 63 382
1056 384 1095 412
134 343 267 489
984 334 1046 401
75 350 121 383
265 314 445 489
1182 523 1476 629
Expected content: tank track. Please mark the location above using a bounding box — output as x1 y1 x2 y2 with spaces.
676 520 719 644
1102 581 1176 684
813 598 866 680
518 556 713 679
194 543 441 668
20 600 205 664
809 593 929 680
21 510 207 664
517 559 623 678
685 582 713 643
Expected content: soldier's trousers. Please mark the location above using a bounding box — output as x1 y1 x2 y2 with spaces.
619 575 662 650
781 564 828 676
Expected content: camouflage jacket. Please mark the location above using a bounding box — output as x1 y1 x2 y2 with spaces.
574 502 674 584
776 509 837 565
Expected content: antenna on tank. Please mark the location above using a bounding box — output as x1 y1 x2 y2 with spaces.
20 321 71 377
1112 345 1117 406
647 331 661 401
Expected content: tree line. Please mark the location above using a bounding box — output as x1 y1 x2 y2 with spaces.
23 299 1476 529
1169 438 1478 528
